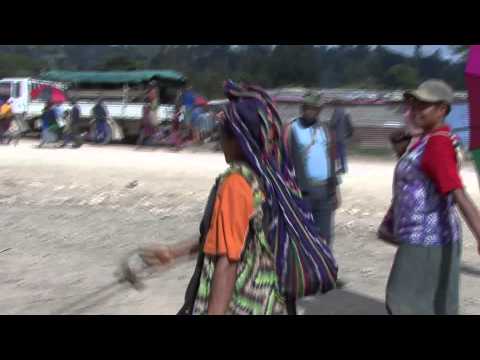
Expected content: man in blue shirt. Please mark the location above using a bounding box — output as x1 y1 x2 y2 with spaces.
284 92 341 250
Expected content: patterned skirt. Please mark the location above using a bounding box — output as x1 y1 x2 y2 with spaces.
386 241 461 315
192 244 288 315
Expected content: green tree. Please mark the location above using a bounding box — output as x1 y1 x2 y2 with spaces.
0 53 47 78
0 45 467 94
100 56 146 71
269 45 319 87
385 64 419 89
450 45 469 59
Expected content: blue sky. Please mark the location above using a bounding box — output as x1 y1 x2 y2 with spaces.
328 45 459 60
384 45 455 59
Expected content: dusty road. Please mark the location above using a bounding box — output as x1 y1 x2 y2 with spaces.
1 140 479 315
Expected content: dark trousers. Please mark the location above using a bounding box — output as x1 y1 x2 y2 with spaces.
303 187 335 248
337 141 348 174
96 120 107 143
63 126 83 147
136 128 154 146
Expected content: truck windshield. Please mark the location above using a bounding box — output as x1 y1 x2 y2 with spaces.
0 82 11 102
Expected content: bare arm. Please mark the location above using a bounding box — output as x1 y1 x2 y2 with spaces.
120 238 199 288
207 256 238 315
140 238 200 266
169 239 200 258
453 189 480 254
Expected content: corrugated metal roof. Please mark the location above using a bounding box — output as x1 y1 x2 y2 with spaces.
268 87 468 103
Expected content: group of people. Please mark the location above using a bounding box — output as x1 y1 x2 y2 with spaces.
37 98 111 149
133 81 341 314
181 88 216 144
120 79 477 316
4 77 480 315
126 79 480 316
136 86 217 149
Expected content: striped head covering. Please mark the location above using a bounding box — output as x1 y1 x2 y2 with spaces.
221 80 338 298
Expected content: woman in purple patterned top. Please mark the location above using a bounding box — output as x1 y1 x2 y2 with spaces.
382 80 480 315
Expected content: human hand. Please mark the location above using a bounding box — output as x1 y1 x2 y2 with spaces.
139 246 175 267
117 246 175 288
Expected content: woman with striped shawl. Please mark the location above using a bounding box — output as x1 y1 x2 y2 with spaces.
134 81 337 315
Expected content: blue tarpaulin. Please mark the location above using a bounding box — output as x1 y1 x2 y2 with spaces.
446 102 470 149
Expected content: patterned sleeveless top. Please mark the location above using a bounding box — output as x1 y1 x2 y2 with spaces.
192 162 287 315
393 132 461 247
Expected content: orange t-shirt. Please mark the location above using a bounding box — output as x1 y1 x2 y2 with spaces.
203 173 255 262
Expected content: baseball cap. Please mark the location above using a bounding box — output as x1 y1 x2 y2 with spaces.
404 79 454 105
303 91 327 108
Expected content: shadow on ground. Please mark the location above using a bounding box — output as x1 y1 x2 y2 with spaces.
296 264 480 315
49 265 480 315
461 264 480 278
297 289 388 315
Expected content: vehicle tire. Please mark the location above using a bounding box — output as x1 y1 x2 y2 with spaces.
32 118 43 133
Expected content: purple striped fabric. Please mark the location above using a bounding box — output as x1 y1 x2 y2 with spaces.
222 80 338 298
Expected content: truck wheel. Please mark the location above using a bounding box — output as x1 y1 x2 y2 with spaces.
32 118 42 132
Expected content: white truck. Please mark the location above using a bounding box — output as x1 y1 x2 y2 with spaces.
0 75 180 140
0 78 66 133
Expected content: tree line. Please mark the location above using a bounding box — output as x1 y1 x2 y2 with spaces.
0 45 467 98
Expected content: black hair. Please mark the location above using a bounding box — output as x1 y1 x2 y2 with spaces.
220 120 235 139
389 129 412 145
443 103 452 116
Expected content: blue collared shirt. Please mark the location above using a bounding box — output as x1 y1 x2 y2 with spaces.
290 118 335 193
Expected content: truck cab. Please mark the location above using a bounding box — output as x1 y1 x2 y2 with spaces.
0 78 66 126
0 78 28 114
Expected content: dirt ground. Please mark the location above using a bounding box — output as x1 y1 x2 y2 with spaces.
1 139 479 315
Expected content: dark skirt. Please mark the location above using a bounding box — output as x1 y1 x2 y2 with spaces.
386 241 461 315
0 118 12 133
